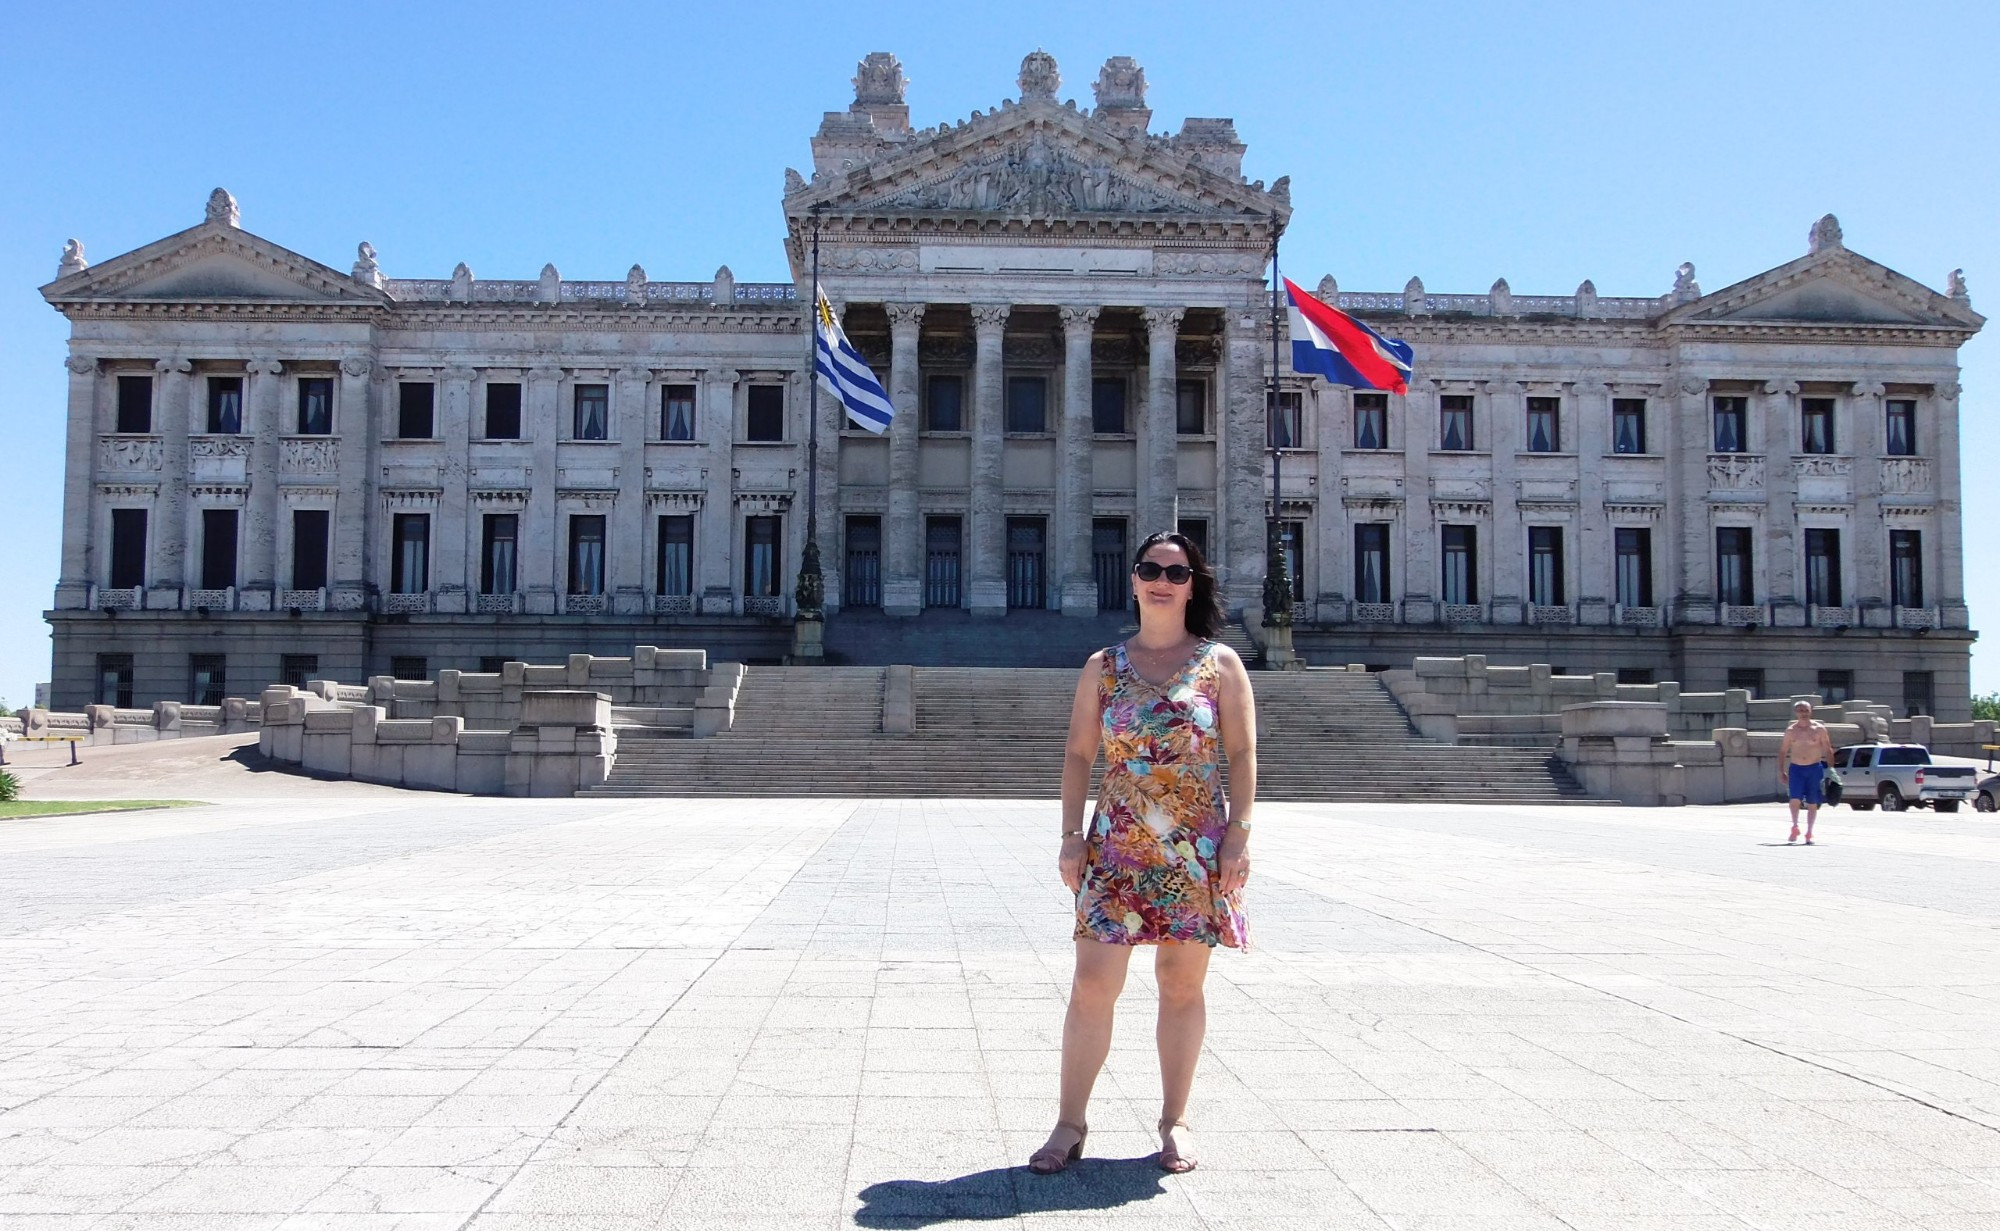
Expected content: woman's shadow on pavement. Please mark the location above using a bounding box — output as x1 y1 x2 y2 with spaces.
855 1154 1172 1226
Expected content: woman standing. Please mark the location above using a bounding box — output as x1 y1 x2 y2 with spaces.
1029 530 1256 1175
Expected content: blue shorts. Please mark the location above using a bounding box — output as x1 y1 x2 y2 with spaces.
1788 762 1826 805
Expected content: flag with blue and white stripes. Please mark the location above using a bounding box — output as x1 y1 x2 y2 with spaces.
814 287 895 434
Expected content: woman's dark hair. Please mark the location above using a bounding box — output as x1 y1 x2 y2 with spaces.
1132 530 1225 639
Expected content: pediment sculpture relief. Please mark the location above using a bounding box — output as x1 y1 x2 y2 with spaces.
873 134 1206 214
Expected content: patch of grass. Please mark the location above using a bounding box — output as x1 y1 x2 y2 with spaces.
0 800 203 820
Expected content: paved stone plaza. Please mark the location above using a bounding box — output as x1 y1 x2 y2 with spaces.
3 737 2000 1228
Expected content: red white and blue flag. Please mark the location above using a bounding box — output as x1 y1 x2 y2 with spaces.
1285 277 1414 394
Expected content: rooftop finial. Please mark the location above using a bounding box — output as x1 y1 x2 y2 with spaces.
58 238 87 278
853 52 907 106
1672 262 1701 303
1093 55 1147 110
1809 213 1844 253
205 187 239 227
352 241 381 288
1018 50 1059 102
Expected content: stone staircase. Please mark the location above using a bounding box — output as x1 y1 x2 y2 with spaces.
584 661 1597 803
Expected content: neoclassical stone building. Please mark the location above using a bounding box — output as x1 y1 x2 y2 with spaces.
40 51 1983 715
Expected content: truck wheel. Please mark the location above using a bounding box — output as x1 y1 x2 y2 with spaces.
1936 800 1961 814
1879 784 1907 812
1977 791 1996 813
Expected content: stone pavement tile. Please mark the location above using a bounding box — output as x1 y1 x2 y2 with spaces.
466 1216 658 1231
1671 1167 1898 1216
218 1125 393 1167
1374 1218 1575 1231
119 1163 346 1214
0 1096 158 1131
267 1094 446 1130
0 1127 95 1166
42 1126 237 1167
294 1164 513 1213
1176 1168 1384 1224
320 1068 481 1098
407 1093 581 1128
664 1165 849 1218
1296 1131 1546 1218
274 1216 466 1230
0 1162 184 1215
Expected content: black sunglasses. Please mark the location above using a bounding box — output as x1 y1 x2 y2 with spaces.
1133 561 1193 584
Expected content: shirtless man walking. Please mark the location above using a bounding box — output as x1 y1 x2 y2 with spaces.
1778 700 1836 844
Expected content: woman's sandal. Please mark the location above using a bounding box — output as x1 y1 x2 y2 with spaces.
1158 1118 1198 1173
1028 1121 1088 1174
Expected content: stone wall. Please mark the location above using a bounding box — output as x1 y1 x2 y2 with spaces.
0 699 263 747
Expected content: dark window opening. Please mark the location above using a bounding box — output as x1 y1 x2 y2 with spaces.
1354 523 1391 604
291 510 330 592
844 516 882 609
746 386 785 441
744 515 782 596
925 516 962 608
1713 396 1748 453
397 381 435 439
1176 379 1207 435
1270 390 1303 449
116 375 153 434
1529 526 1565 605
281 654 319 689
189 655 226 706
924 374 963 432
481 514 518 595
200 508 238 590
1903 671 1934 718
1526 397 1561 452
484 383 522 440
391 513 430 594
207 376 243 434
661 384 696 441
1891 530 1924 608
1092 377 1127 434
1805 528 1842 607
1612 398 1647 454
1439 394 1474 451
1353 392 1388 450
390 657 428 682
1885 399 1917 456
1716 527 1754 606
1727 667 1764 699
1441 525 1477 604
109 508 147 590
1817 669 1853 704
1279 521 1305 603
297 377 334 435
567 515 606 595
1615 527 1653 608
573 383 609 440
656 515 693 597
1006 376 1048 433
1176 518 1208 558
479 657 511 674
1092 518 1128 612
97 654 134 708
1801 397 1836 454
1006 517 1047 608
1616 668 1656 686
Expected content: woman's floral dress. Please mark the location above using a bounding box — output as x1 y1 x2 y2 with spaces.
1074 640 1248 949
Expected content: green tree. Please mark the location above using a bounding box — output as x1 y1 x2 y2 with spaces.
1973 692 2000 722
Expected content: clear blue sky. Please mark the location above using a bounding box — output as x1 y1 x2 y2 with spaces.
2 0 1993 707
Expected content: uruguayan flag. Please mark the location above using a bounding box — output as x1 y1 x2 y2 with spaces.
814 288 895 433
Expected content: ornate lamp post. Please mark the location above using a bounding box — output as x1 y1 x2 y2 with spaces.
1261 215 1297 668
791 204 827 662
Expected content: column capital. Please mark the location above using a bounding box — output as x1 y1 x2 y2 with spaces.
1677 374 1709 397
64 355 98 375
1849 379 1886 400
1058 305 1101 331
1934 381 1961 403
970 303 1012 331
154 357 193 375
442 365 479 383
703 366 735 385
340 356 374 378
885 302 927 330
618 364 652 382
1142 306 1186 335
1761 378 1799 399
529 364 565 382
245 358 284 377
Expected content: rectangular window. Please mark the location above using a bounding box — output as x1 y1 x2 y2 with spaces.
189 655 226 706
1891 530 1924 607
1727 668 1764 699
109 508 147 590
296 377 333 435
1526 397 1561 453
1279 520 1305 603
1005 516 1047 608
1354 523 1391 604
391 513 429 594
925 516 962 608
1612 398 1647 454
1006 376 1048 433
207 376 243 434
291 509 329 591
1885 399 1917 456
116 375 152 434
484 382 522 440
573 383 610 441
281 654 319 690
1616 668 1656 686
1801 397 1836 454
660 384 696 441
1805 528 1842 607
390 657 428 682
746 385 785 441
96 654 134 708
1092 518 1129 612
1092 376 1128 434
1270 390 1304 448
200 508 238 590
924 374 963 432
1176 379 1208 435
1713 396 1748 453
1353 392 1388 450
481 514 518 595
1716 527 1754 606
1439 394 1474 451
397 381 434 439
844 515 882 608
567 515 606 595
1903 670 1934 718
655 515 692 597
1614 527 1653 608
744 515 782 596
1176 518 1208 558
1817 669 1853 703
1440 525 1477 604
1528 526 1565 606
478 657 510 674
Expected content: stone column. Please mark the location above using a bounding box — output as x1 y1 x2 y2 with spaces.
1669 373 1712 621
1936 380 1967 626
883 304 926 615
522 365 563 614
1849 380 1886 614
697 366 736 613
1141 308 1185 535
1221 309 1267 612
434 365 476 613
1575 380 1611 623
1488 381 1522 622
613 364 650 614
1058 306 1100 616
55 355 99 608
1763 378 1800 621
1399 383 1431 617
152 357 194 605
242 359 285 608
331 357 374 612
968 304 1011 616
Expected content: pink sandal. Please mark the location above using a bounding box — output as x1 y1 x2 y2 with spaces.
1028 1121 1087 1174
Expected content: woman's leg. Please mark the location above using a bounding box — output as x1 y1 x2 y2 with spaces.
1055 939 1132 1129
1153 942 1213 1125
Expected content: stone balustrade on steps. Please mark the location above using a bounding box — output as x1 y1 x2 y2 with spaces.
1 698 263 747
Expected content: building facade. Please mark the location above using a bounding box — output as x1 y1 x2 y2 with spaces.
41 51 1983 715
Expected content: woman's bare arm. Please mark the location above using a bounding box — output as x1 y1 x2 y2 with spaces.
1057 653 1106 893
1213 646 1255 894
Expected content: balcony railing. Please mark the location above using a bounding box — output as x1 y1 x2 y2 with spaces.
653 594 695 616
743 594 785 617
1616 605 1663 627
1895 606 1940 630
562 593 608 616
475 592 519 615
189 587 236 612
94 586 142 611
382 592 431 615
1528 604 1575 626
279 589 325 612
1353 602 1396 623
1722 604 1765 627
1441 602 1485 624
1811 604 1856 628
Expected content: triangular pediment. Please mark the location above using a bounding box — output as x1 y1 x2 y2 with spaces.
42 223 388 305
787 101 1285 221
1664 246 1981 331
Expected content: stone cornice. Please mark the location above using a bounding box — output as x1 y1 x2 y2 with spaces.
53 300 808 335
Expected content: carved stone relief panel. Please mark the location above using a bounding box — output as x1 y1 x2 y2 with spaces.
1706 454 1765 491
98 436 163 472
280 438 338 475
190 435 250 483
1880 456 1933 495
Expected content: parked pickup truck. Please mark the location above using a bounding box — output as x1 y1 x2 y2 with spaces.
1834 744 1979 813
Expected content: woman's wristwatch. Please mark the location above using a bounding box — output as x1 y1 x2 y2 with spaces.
1227 818 1253 831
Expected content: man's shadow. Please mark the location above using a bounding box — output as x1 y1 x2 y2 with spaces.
855 1154 1171 1226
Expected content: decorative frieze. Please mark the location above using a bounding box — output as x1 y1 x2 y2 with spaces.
382 592 431 614
1706 454 1765 491
98 435 163 472
382 489 440 511
280 437 339 475
1792 456 1853 479
1895 606 1939 630
471 489 531 509
474 593 518 614
280 589 325 612
562 594 608 616
1529 604 1575 625
1722 604 1765 627
96 586 141 611
1353 602 1396 622
1441 603 1485 624
97 482 160 501
189 484 249 505
1617 605 1663 627
743 595 785 617
189 588 235 611
1880 456 1933 494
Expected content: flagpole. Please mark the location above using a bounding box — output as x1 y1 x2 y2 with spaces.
794 204 826 628
1263 212 1294 639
